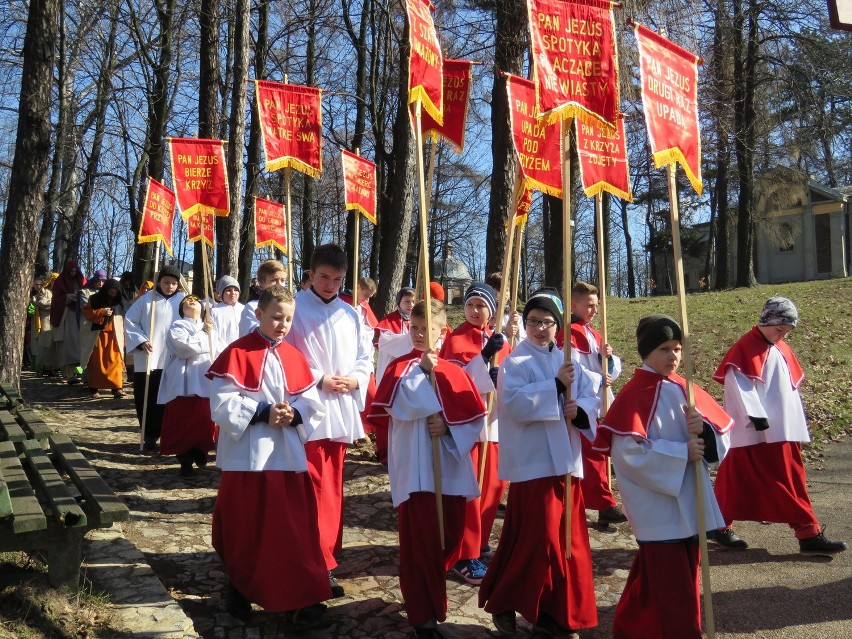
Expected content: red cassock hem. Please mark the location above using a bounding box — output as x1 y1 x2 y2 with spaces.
212 470 332 611
579 435 617 510
453 441 507 562
305 440 348 569
159 395 218 456
715 441 820 537
479 476 598 630
398 492 466 626
612 541 701 639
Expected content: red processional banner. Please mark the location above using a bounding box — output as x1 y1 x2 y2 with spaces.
341 150 377 225
507 74 562 197
515 186 533 226
254 197 287 255
635 24 702 195
406 0 443 125
186 210 215 248
138 178 176 255
255 80 323 177
576 116 632 202
168 138 229 220
420 59 473 153
528 0 619 127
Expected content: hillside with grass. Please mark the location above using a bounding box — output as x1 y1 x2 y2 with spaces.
448 277 852 443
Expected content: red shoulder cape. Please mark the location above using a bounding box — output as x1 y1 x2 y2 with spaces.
570 318 602 355
368 350 487 427
339 293 379 328
439 321 510 366
593 368 733 454
206 329 316 394
376 310 409 335
713 326 804 389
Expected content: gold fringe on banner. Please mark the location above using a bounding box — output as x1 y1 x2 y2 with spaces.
583 181 634 203
653 148 703 196
344 203 377 226
523 177 562 199
265 156 323 178
409 87 444 127
538 104 618 132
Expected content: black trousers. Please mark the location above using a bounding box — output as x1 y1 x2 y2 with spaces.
133 369 165 442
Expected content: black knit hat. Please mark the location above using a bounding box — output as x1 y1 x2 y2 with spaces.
523 287 565 330
157 264 182 283
464 283 498 317
636 314 682 359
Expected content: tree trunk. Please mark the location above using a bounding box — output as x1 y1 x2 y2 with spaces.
0 0 59 387
712 0 731 290
220 0 249 280
485 0 527 277
619 197 636 297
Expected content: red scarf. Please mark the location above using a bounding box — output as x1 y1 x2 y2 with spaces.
206 329 317 394
570 317 602 355
593 368 733 454
369 350 487 427
439 321 511 366
713 326 804 390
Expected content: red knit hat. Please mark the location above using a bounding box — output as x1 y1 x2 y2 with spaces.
429 281 445 302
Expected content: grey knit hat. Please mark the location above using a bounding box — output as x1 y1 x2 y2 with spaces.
216 275 240 297
759 296 798 327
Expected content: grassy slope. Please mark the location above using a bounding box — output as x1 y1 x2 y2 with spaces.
447 277 852 443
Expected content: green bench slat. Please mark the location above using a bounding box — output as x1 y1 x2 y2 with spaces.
20 440 86 528
0 476 11 522
0 383 23 409
0 410 25 442
14 408 52 440
0 440 46 533
49 434 129 526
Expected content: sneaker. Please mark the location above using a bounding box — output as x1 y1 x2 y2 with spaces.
453 558 487 585
492 611 517 635
799 529 847 556
329 571 345 598
480 545 494 558
286 603 331 632
143 439 158 453
598 506 628 524
178 456 196 477
192 449 209 468
533 612 579 639
714 527 749 549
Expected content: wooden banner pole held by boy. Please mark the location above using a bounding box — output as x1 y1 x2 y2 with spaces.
594 194 613 484
509 217 525 348
350 148 362 313
478 216 515 488
413 100 444 547
285 168 293 291
667 163 715 638
414 141 438 299
140 241 161 452
561 120 573 558
199 215 216 358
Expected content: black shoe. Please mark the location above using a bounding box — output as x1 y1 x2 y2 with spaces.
286 603 331 632
192 448 208 468
533 612 579 639
329 571 345 598
714 528 749 549
799 529 847 556
492 611 517 635
224 584 251 621
143 438 158 452
598 506 628 524
178 455 196 477
413 624 445 639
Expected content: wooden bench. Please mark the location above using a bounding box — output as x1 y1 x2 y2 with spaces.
0 393 130 589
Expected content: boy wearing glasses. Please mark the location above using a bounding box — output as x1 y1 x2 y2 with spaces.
480 288 600 639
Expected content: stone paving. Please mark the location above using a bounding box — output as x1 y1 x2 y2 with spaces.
19 371 852 638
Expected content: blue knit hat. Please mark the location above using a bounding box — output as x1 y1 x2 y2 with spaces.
464 283 497 316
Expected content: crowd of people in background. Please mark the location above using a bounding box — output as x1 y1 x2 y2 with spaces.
21 246 847 639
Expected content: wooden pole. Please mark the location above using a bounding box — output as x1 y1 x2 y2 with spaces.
140 242 161 452
478 217 515 488
352 216 361 310
666 163 715 639
561 120 573 558
285 166 293 291
414 140 438 297
594 194 612 485
509 217 526 348
199 217 216 358
414 101 444 547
